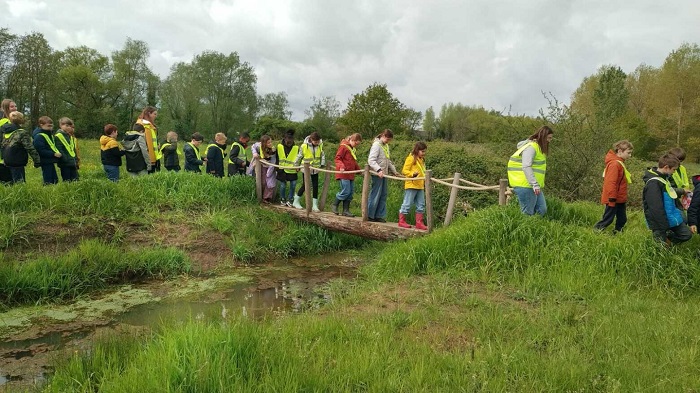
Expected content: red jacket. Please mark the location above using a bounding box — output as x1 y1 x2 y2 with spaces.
334 140 361 180
600 150 629 206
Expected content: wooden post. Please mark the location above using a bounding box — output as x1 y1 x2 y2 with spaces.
255 159 263 203
425 169 434 233
304 162 312 214
361 165 371 222
499 178 508 206
444 173 461 226
320 162 331 211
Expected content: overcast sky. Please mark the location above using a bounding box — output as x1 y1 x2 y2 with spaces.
2 0 699 121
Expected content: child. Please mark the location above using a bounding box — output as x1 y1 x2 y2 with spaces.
206 132 228 177
593 140 633 232
1 111 41 184
276 129 298 207
398 142 428 230
642 153 692 245
100 124 125 182
160 131 181 171
668 147 691 208
184 132 206 173
33 116 62 185
292 132 325 212
367 129 399 222
55 117 79 181
228 132 250 176
332 133 362 216
248 135 276 203
687 174 700 235
122 127 151 176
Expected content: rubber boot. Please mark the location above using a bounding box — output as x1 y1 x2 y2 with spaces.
312 198 320 212
415 212 427 230
398 213 412 228
292 195 303 209
342 200 355 217
331 198 340 215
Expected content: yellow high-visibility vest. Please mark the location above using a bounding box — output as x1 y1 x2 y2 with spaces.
507 141 546 188
277 144 299 174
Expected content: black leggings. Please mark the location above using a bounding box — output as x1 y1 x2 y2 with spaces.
297 173 319 198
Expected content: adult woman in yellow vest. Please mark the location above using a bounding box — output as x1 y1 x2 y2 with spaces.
507 126 553 216
276 129 299 207
132 106 160 173
0 99 17 183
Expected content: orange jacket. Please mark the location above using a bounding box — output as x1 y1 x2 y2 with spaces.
600 150 629 206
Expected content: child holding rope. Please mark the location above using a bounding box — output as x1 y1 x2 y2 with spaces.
398 142 428 230
332 133 362 216
367 129 399 222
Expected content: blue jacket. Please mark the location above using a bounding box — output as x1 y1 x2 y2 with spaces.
33 129 59 164
184 142 203 172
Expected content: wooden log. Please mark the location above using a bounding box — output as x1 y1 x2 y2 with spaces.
255 159 263 203
361 165 370 221
304 162 312 214
320 161 331 211
499 178 508 206
425 169 434 233
444 172 461 226
266 206 425 241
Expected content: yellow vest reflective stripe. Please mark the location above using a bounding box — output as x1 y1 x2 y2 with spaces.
39 133 60 154
207 143 225 158
187 142 201 160
228 142 247 164
649 176 678 199
138 121 161 160
671 165 689 189
0 118 8 128
160 142 172 153
55 133 76 157
507 141 546 188
381 143 390 160
301 142 323 167
603 160 631 184
277 144 299 174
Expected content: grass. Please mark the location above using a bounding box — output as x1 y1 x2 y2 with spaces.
38 199 700 392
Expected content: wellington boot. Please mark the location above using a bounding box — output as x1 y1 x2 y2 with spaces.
292 195 303 209
342 200 355 217
312 198 320 212
398 213 412 228
415 212 428 230
331 198 341 215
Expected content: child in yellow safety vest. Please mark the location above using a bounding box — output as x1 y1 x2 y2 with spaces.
206 132 227 178
32 116 62 185
668 147 692 209
398 142 428 230
55 117 79 182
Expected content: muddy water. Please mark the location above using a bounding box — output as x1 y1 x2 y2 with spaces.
0 252 359 391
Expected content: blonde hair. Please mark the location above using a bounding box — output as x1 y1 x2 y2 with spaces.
346 133 362 143
38 116 53 126
166 131 178 142
9 111 24 125
612 140 633 153
215 132 227 142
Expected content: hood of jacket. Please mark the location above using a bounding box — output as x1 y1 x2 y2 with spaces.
303 135 323 147
643 167 664 183
100 135 119 151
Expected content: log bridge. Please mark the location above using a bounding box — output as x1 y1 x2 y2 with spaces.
254 159 509 241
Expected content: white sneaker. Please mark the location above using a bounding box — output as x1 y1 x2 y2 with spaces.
285 201 293 208
280 200 287 207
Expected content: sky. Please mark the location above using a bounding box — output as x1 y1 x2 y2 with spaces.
2 0 699 121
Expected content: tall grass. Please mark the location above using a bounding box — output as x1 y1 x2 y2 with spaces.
0 239 190 307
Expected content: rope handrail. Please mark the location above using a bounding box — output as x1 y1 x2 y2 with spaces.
431 177 500 191
259 159 365 175
437 177 498 190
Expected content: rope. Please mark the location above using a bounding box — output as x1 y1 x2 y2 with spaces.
431 177 500 191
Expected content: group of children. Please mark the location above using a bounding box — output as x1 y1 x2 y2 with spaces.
0 100 80 185
593 141 698 246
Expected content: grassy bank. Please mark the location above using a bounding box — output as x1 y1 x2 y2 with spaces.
40 200 700 392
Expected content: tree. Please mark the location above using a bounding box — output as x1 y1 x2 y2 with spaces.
258 92 291 120
160 62 202 134
111 38 154 130
0 28 18 97
303 96 341 141
657 43 700 147
338 83 409 139
422 107 437 139
402 108 422 135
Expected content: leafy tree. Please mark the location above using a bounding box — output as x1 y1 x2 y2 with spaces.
258 92 291 120
160 62 202 134
303 95 341 141
111 38 154 130
338 83 409 139
657 43 700 147
0 28 18 97
423 106 437 139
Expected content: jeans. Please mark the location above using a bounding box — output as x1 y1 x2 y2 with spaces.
400 188 425 214
594 203 627 231
41 164 59 185
279 180 297 201
368 175 389 219
297 173 319 198
104 165 120 182
336 179 354 201
8 167 25 184
513 186 547 216
59 166 79 182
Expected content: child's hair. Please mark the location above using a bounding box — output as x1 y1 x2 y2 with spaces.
215 132 227 142
9 111 24 125
1 99 13 117
658 153 681 169
104 124 117 136
166 131 178 142
191 132 204 142
346 133 362 143
239 131 250 140
59 117 74 130
138 106 157 121
528 126 553 155
613 140 633 153
411 141 427 157
260 135 274 156
668 147 686 162
282 129 295 146
309 131 321 142
377 129 393 139
38 116 53 126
